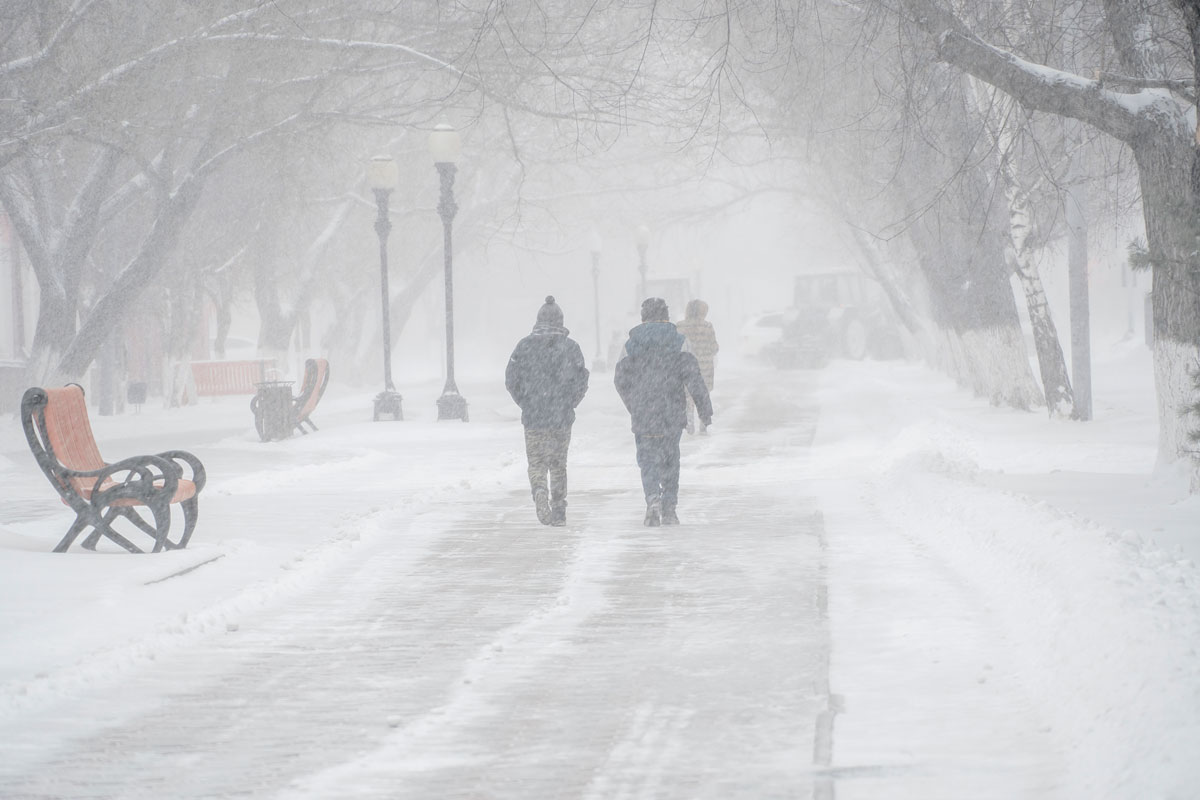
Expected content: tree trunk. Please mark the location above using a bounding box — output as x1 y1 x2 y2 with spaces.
1134 135 1200 466
9 223 26 356
26 288 74 385
970 78 1076 417
844 217 925 336
1012 260 1074 415
996 141 1075 417
905 208 1044 408
895 127 1043 409
212 291 233 359
1065 174 1092 420
57 176 206 379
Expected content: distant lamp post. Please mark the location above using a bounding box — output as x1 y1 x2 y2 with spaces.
430 122 468 422
634 224 650 300
589 229 605 372
368 154 403 421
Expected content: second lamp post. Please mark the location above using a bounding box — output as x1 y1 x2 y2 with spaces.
431 122 468 422
369 155 403 421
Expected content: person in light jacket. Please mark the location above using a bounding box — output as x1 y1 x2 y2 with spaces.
614 297 713 526
675 299 719 434
505 296 590 526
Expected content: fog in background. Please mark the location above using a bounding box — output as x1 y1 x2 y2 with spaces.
6 6 1200 795
1 0 1196 463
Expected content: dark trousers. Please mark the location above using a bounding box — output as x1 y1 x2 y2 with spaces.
634 430 682 511
525 427 571 509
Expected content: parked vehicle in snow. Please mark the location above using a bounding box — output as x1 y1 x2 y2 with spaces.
764 270 902 368
738 310 787 360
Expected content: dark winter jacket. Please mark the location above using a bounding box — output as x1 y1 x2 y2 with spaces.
614 322 713 434
505 324 589 429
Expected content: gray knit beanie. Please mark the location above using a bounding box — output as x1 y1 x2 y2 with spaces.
536 295 564 326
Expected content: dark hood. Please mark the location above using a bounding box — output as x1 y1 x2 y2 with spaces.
625 322 684 358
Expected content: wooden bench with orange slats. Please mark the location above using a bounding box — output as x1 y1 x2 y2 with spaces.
190 359 276 396
20 384 207 553
249 357 331 441
291 358 330 434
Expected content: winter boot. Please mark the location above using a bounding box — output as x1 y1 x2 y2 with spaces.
644 494 662 527
550 503 567 527
533 488 552 525
662 507 680 525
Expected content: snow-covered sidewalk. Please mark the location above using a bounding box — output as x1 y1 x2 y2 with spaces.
0 343 1198 798
1 367 829 798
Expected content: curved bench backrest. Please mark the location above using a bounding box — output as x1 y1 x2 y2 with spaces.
22 385 105 495
294 358 330 420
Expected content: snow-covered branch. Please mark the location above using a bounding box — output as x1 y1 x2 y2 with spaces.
932 27 1150 144
899 0 1188 145
1095 70 1195 102
0 0 102 78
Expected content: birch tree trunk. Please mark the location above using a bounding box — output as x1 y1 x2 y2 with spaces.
1064 169 1092 420
974 86 1075 417
1010 253 1074 416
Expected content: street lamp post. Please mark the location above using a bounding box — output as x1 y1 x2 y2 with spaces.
369 155 403 421
431 122 468 422
589 230 605 372
634 224 650 300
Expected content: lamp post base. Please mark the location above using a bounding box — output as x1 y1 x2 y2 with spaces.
436 390 469 422
374 390 404 421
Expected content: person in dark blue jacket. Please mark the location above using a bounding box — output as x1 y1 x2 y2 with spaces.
505 296 590 526
614 297 713 526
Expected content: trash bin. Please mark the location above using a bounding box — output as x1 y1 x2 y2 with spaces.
126 381 148 414
253 381 294 442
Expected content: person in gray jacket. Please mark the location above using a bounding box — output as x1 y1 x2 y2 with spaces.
505 296 590 526
614 297 713 526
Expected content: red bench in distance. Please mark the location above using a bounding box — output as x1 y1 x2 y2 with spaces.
190 359 276 396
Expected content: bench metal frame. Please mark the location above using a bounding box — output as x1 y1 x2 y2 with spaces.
21 385 207 553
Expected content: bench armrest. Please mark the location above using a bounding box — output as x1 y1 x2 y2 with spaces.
67 454 180 507
156 450 207 494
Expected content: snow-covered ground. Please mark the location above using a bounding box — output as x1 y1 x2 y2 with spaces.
0 339 1197 798
807 341 1200 798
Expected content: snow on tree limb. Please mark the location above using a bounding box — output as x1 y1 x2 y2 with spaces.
932 26 1170 144
0 0 103 78
899 0 1189 144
